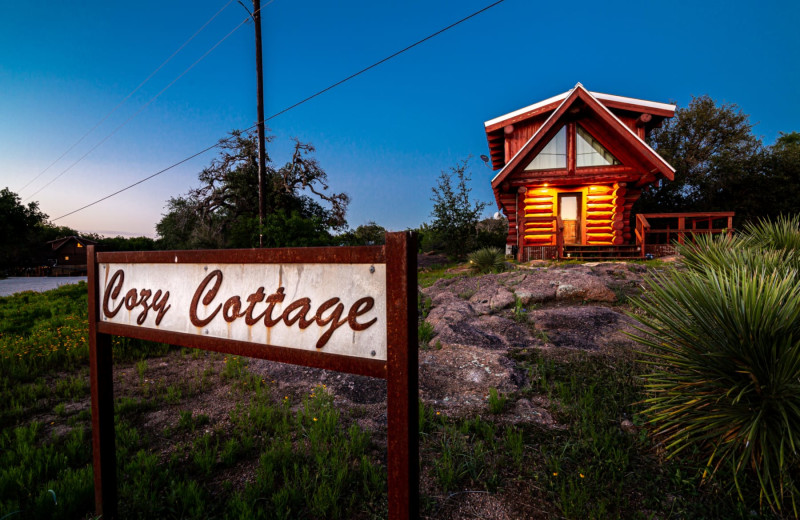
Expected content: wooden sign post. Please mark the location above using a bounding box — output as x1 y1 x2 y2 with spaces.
87 232 418 519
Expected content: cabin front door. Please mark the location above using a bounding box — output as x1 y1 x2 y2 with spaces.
558 193 581 244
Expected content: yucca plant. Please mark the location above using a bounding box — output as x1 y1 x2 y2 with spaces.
680 214 800 276
680 233 800 277
741 214 800 252
633 216 800 516
467 247 506 274
631 266 800 515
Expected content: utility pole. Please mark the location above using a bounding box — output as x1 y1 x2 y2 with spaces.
253 0 267 247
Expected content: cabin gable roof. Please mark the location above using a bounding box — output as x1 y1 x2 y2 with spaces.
490 84 675 192
47 235 98 252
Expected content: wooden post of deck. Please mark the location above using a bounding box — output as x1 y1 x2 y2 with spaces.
678 216 685 245
556 216 564 260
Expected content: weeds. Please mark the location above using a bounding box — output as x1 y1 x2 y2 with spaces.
418 321 435 347
512 295 528 323
192 434 219 477
458 285 478 299
418 263 463 288
417 292 433 318
165 384 182 404
221 355 246 380
504 426 524 469
135 359 147 384
487 387 508 414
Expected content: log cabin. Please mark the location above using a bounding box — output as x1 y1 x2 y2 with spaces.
485 83 679 260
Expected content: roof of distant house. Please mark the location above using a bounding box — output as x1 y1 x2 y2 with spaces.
47 236 98 250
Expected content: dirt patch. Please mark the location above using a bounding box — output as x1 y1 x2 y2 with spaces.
418 253 450 269
532 305 639 351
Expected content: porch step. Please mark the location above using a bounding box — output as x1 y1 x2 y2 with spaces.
562 244 641 261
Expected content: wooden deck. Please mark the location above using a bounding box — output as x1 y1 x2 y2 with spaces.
635 212 734 258
518 212 734 261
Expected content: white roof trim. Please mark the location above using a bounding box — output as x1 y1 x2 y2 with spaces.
484 87 675 128
490 86 577 183
490 85 674 184
483 91 569 128
592 92 676 113
586 87 675 173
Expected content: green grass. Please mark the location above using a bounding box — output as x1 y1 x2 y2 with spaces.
418 321 435 347
418 262 464 288
503 348 775 519
1 275 787 519
487 387 507 414
0 423 94 519
0 283 386 519
417 292 432 318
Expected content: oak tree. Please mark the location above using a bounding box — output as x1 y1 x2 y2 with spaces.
156 131 349 249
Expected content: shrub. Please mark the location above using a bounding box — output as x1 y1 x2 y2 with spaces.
429 162 488 258
631 263 800 515
467 247 505 274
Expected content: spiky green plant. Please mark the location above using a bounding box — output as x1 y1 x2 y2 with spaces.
680 215 800 277
467 247 506 274
631 262 800 516
680 233 800 277
740 214 800 252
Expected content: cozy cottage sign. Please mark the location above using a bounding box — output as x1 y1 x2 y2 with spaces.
87 233 418 520
99 263 388 359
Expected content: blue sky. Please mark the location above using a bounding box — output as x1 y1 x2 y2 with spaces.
1 0 798 237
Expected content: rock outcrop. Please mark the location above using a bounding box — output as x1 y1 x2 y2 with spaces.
418 263 650 417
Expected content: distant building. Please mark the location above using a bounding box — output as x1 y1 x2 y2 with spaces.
45 236 97 276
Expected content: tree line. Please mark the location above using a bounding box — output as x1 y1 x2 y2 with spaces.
2 94 798 272
637 95 800 224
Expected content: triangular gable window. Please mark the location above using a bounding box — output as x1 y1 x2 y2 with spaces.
576 125 620 167
525 126 566 171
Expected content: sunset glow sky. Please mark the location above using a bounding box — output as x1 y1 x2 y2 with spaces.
1 0 798 237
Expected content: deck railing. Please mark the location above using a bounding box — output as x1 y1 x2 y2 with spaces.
555 216 564 260
517 216 563 261
635 212 734 258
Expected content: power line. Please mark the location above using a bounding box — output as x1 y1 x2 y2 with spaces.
27 1 279 202
51 0 507 222
18 0 236 195
264 0 507 122
25 14 251 203
51 142 225 222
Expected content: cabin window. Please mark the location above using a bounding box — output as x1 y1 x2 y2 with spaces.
64 256 69 261
525 126 567 170
77 243 84 248
576 126 620 167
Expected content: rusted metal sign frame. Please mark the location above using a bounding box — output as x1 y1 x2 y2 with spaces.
87 232 418 519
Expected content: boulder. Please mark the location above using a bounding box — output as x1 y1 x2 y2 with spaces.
531 306 638 351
